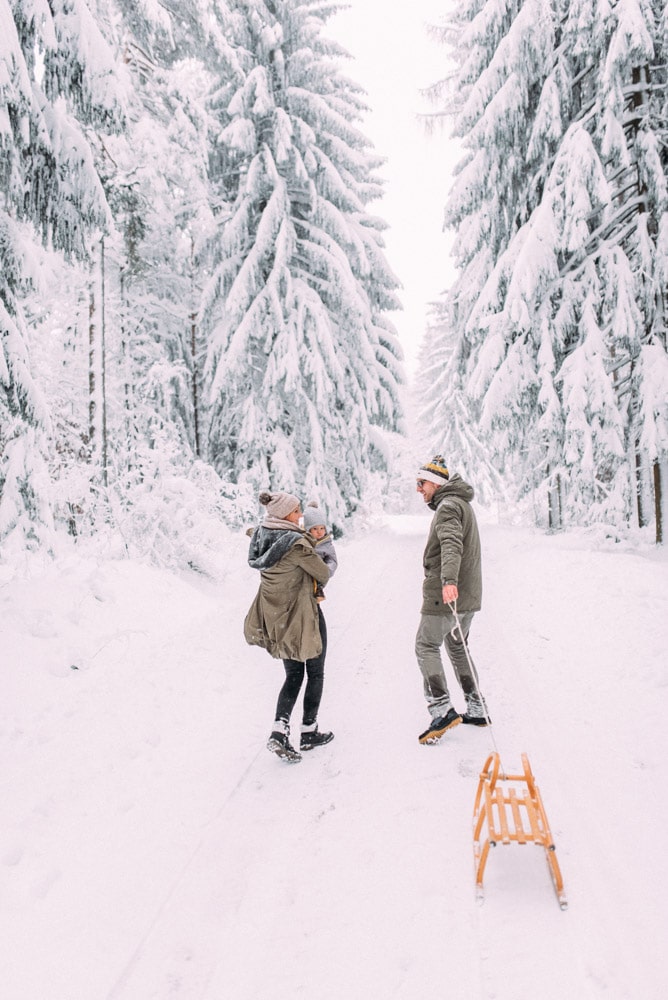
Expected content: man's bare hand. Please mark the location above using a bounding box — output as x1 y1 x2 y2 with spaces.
442 583 459 606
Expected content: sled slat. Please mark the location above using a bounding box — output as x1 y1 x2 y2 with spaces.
508 788 526 843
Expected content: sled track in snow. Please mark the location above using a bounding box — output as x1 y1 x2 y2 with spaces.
105 745 265 1000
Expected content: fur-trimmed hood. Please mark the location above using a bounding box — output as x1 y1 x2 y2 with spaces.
248 525 307 571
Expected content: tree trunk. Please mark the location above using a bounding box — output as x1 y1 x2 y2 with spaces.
88 280 96 454
119 268 132 472
191 311 200 458
190 237 201 458
635 446 648 528
546 465 562 531
654 460 663 544
100 238 108 488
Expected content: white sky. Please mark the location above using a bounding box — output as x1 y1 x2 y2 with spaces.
328 1 459 376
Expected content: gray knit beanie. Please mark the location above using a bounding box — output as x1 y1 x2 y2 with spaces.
303 501 326 531
259 490 300 520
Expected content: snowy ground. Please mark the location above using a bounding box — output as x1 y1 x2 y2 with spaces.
2 513 667 1000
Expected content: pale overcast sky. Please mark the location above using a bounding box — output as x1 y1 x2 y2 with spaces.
328 1 459 376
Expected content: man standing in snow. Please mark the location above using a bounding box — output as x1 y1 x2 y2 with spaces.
414 456 489 744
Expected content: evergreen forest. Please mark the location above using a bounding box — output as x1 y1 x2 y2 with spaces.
2 0 667 563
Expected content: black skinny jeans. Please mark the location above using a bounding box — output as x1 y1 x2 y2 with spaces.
275 607 327 727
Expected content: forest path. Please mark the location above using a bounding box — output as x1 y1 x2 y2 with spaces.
2 519 666 999
104 517 660 1000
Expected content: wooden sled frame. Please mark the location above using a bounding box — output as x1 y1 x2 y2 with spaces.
473 752 567 909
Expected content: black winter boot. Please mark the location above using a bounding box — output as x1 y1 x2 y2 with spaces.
418 707 462 744
300 727 334 751
267 731 302 762
462 697 491 726
461 713 491 726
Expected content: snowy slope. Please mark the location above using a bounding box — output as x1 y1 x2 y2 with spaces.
1 516 667 1000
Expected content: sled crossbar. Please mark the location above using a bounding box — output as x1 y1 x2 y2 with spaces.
472 752 567 909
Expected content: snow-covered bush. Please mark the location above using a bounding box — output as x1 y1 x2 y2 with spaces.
54 462 254 578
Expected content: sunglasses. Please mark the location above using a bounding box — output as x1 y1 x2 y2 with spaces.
416 479 427 487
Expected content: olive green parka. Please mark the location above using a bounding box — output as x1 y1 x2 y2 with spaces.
421 475 482 615
244 525 330 660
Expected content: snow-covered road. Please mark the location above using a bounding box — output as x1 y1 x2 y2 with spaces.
1 517 666 999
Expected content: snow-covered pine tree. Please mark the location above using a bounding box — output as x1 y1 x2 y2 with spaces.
620 0 668 542
415 296 505 505
97 0 243 481
95 58 215 493
1 0 122 551
37 0 244 545
543 0 668 534
417 0 562 513
203 0 404 526
425 0 668 538
1 11 53 552
0 217 54 551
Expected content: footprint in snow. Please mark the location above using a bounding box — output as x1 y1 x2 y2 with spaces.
32 866 62 900
457 758 477 778
2 843 24 867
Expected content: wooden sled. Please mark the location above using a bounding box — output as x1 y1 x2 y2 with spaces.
473 752 567 909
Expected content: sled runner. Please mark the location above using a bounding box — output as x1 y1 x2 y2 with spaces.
472 751 567 910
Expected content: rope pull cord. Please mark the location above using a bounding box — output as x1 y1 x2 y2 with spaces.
447 599 502 763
